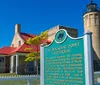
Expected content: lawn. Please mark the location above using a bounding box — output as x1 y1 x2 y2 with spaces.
0 79 40 85
0 73 16 76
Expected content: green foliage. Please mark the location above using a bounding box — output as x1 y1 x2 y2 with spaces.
39 31 48 40
25 31 48 62
25 51 40 62
26 30 48 45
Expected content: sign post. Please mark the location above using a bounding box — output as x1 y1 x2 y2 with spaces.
40 29 93 85
84 30 94 85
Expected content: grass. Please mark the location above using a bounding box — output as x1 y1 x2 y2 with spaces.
0 79 40 85
0 73 16 76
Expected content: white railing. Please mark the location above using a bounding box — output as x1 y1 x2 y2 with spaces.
0 72 100 85
94 71 100 75
0 75 40 85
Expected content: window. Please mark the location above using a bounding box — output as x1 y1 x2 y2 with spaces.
19 41 21 46
12 44 14 47
0 57 4 66
95 14 99 26
0 58 4 62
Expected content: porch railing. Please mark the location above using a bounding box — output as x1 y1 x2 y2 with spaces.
0 65 40 75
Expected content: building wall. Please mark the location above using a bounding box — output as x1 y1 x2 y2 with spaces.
48 25 78 41
48 26 59 40
83 12 100 60
19 56 26 66
11 33 24 48
18 56 26 74
5 57 10 73
59 26 78 38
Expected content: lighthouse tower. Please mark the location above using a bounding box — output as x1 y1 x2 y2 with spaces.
83 0 100 71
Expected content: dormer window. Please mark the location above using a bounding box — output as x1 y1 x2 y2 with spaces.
19 41 21 46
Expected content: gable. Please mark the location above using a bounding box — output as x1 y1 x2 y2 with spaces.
11 33 24 48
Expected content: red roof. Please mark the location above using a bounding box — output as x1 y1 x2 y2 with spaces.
0 47 16 55
0 32 52 55
11 43 39 53
20 33 36 41
0 43 40 55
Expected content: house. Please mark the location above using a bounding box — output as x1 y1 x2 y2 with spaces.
0 24 78 74
0 24 43 74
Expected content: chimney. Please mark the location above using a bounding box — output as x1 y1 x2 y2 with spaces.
15 24 21 33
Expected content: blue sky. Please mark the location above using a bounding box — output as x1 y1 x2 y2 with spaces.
0 0 100 47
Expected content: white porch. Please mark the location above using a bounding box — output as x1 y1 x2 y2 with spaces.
10 53 39 74
10 55 19 74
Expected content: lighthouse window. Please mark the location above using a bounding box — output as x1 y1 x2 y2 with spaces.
85 15 88 20
89 14 93 25
95 14 99 26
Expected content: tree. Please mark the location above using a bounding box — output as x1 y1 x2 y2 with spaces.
25 31 48 74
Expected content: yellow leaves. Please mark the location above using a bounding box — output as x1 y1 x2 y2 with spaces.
24 48 32 51
25 56 40 62
26 31 48 46
25 51 40 62
40 31 48 40
26 36 41 46
25 57 34 62
31 36 41 45
26 38 33 45
25 31 48 62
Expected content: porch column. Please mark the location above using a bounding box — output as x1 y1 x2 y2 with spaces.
16 55 19 74
10 55 14 73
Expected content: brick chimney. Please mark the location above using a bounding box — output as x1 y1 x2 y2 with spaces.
15 24 21 33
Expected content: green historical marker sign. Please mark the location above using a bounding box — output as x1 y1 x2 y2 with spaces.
40 29 93 85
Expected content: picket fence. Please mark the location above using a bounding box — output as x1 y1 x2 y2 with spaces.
0 75 40 85
0 72 100 85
